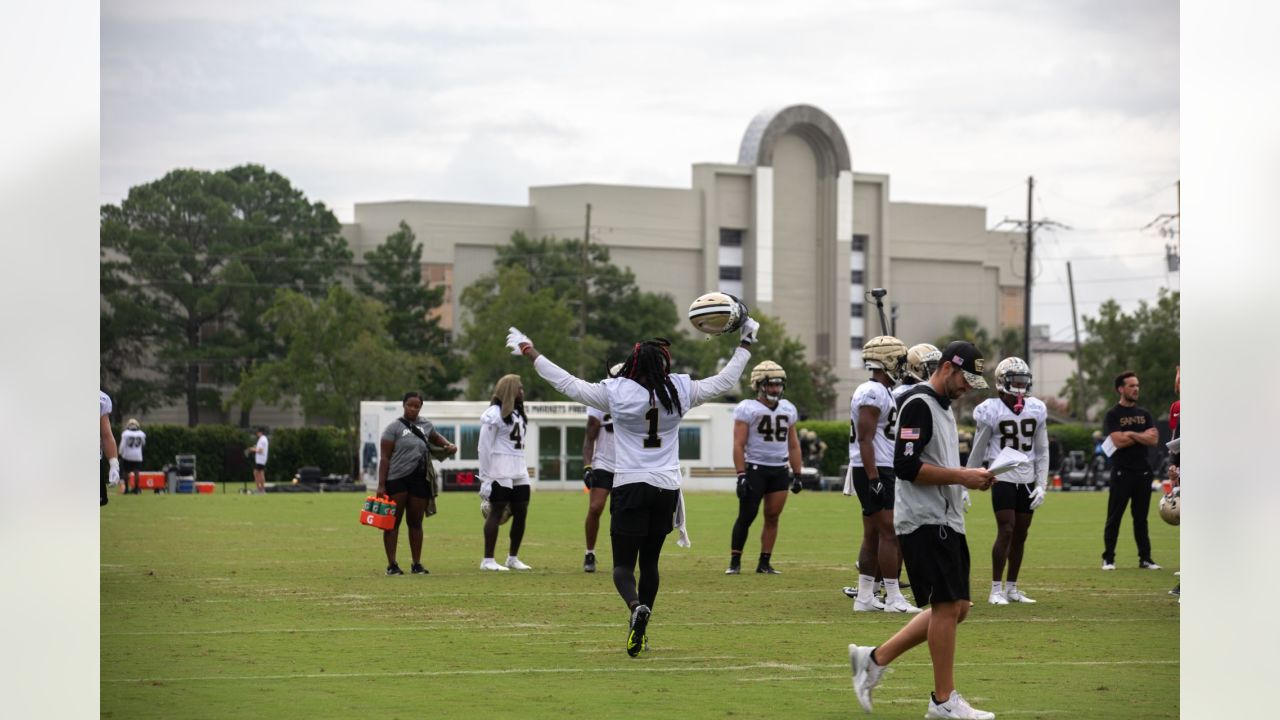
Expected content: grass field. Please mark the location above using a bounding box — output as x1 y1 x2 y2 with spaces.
101 488 1179 719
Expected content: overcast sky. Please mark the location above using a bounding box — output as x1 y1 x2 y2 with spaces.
101 0 1180 344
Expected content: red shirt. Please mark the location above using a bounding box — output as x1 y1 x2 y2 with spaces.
1169 400 1180 432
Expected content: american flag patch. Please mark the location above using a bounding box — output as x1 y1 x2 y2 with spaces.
900 427 920 440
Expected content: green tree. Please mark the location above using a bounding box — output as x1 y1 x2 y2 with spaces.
233 286 427 474
934 315 1023 419
100 165 350 426
456 264 593 399
1066 289 1179 421
353 220 460 399
491 232 681 371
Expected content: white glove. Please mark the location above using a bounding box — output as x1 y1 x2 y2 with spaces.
506 326 532 356
1028 484 1046 510
108 458 121 486
961 488 971 512
478 479 492 501
739 317 760 345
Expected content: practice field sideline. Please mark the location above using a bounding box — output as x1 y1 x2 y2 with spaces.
101 490 1179 719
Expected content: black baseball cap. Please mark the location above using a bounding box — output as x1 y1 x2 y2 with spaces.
939 341 988 390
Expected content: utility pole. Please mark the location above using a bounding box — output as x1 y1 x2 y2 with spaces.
1145 180 1180 275
579 203 591 377
997 177 1068 368
1067 261 1087 421
1024 176 1033 362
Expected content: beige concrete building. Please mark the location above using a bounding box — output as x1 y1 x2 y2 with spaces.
143 104 1026 426
341 105 1025 418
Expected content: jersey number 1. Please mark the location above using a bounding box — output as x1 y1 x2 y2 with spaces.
644 408 662 448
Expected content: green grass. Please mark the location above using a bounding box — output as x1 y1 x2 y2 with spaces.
102 488 1179 719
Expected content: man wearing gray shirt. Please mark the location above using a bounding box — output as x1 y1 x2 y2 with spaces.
848 341 998 720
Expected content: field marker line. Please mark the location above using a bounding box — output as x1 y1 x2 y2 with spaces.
104 658 1176 685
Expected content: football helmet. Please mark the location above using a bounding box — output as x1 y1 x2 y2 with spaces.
996 357 1033 396
688 292 750 335
862 336 908 382
905 343 942 382
1159 487 1180 526
480 499 513 525
750 360 787 401
125 418 141 431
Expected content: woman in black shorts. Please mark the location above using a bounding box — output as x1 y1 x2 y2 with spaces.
377 391 456 575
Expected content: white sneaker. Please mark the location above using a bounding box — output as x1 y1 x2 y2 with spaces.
480 559 509 572
505 557 533 571
853 595 886 612
1005 588 1036 603
848 644 886 713
988 591 1009 605
1101 562 1116 571
925 690 996 719
883 595 922 613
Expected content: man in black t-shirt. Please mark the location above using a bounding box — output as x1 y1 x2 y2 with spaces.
1100 371 1162 570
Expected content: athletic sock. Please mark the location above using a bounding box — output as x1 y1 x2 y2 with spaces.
991 580 1003 595
728 553 741 568
758 552 771 567
883 578 902 599
586 548 594 555
1007 581 1018 594
856 574 875 602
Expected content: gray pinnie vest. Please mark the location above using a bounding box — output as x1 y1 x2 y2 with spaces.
894 391 967 536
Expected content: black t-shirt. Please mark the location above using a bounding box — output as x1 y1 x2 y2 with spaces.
1103 403 1155 472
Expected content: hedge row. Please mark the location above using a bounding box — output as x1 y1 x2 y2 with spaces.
797 419 1104 477
113 424 352 485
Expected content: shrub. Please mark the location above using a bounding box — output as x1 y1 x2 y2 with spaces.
112 424 352 485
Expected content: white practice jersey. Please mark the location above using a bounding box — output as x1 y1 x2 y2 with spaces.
848 380 897 468
120 429 146 462
478 405 530 486
967 396 1050 487
586 406 617 472
254 435 269 464
534 346 750 490
733 398 798 466
100 391 112 459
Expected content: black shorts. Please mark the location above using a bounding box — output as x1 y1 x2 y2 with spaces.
851 466 895 516
992 482 1034 514
609 482 679 537
590 469 615 491
899 524 970 607
744 464 790 499
489 483 531 504
121 459 144 476
254 462 266 471
386 471 432 499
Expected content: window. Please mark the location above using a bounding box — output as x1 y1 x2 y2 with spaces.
850 336 865 350
719 266 742 281
678 427 701 460
850 270 864 284
852 234 867 252
538 426 561 482
435 426 455 442
850 303 863 318
719 229 744 247
459 424 481 460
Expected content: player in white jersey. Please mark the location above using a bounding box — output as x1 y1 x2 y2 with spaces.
967 357 1049 605
120 418 147 494
100 391 120 507
508 319 757 657
726 360 802 575
846 336 920 613
478 374 535 572
582 362 624 573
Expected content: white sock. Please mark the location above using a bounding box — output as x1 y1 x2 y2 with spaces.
857 574 876 601
873 579 883 596
991 580 1003 594
586 548 594 555
883 578 902 599
1007 581 1018 595
483 557 495 563
507 555 519 563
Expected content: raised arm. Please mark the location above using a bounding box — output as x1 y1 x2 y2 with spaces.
690 345 751 406
506 327 611 411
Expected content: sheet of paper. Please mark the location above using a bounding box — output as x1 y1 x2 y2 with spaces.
1166 437 1180 454
1101 436 1116 457
989 447 1031 483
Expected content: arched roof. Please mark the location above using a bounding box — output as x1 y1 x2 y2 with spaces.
737 104 851 175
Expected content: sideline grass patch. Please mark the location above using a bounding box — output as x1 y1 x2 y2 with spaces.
102 489 1178 719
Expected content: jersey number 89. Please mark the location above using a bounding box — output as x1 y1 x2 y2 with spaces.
997 418 1036 452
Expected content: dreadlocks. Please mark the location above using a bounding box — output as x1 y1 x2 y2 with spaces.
618 338 683 416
